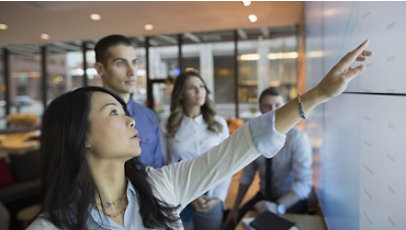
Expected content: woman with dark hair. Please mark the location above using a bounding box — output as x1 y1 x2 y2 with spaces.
27 41 371 230
161 71 230 230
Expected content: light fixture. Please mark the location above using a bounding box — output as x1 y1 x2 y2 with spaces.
238 51 299 61
144 24 154 30
267 52 298 60
0 23 8 30
242 0 251 7
90 13 102 21
248 14 257 23
307 51 325 58
41 34 50 40
239 54 260 61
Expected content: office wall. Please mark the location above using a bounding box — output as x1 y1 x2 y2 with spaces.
305 2 406 230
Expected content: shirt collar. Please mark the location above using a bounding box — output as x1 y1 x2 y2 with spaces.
182 114 204 124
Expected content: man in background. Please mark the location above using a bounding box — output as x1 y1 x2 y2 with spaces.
94 34 164 168
225 87 312 228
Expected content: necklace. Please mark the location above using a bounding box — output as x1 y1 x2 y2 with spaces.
96 193 127 208
96 193 128 217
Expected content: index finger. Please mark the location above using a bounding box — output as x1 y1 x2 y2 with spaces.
335 40 370 72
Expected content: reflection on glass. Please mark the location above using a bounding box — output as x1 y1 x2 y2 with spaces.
86 50 102 87
66 51 85 90
0 52 4 128
9 53 43 118
213 41 235 119
148 35 179 80
47 53 68 103
237 33 298 120
132 47 148 105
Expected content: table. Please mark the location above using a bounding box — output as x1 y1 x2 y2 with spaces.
0 131 39 155
236 211 326 230
17 203 41 227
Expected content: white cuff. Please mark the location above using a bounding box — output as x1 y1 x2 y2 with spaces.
248 111 286 158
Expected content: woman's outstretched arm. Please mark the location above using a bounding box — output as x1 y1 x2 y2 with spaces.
275 40 372 134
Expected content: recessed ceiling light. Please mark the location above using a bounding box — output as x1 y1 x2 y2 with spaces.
90 13 102 21
144 24 154 30
0 23 8 30
41 34 50 40
242 0 251 7
248 14 257 23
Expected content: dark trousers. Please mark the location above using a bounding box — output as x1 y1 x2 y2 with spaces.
225 191 308 230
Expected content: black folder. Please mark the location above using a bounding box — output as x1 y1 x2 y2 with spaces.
249 211 297 230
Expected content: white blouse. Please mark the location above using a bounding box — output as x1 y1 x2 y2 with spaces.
160 115 230 202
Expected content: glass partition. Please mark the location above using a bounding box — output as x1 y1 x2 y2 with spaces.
85 50 102 87
237 27 298 120
0 51 5 128
66 51 85 90
46 53 69 103
9 53 43 116
132 44 148 105
148 34 179 119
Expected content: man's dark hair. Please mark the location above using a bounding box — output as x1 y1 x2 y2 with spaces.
258 87 281 104
94 34 133 66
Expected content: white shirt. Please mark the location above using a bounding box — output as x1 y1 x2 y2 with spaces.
160 114 231 202
239 127 312 200
27 111 286 230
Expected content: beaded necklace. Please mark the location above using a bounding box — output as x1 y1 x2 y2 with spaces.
96 193 128 218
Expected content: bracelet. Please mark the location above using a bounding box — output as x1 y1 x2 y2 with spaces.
296 94 306 119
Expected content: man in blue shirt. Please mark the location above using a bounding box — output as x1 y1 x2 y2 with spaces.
94 34 164 168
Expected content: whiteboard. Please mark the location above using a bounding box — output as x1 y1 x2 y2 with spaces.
305 2 406 230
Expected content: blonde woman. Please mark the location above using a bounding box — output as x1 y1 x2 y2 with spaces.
160 71 230 230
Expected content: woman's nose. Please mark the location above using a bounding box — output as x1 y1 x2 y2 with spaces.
128 117 135 127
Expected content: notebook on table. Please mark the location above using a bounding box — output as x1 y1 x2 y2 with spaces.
242 211 299 230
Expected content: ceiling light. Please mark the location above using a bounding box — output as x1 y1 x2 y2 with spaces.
90 14 102 21
144 24 154 30
242 1 251 7
248 14 257 23
239 54 260 61
0 23 8 30
41 34 50 40
267 52 298 60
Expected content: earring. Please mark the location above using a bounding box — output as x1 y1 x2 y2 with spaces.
85 142 91 149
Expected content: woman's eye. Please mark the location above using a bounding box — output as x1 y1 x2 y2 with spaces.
110 109 119 115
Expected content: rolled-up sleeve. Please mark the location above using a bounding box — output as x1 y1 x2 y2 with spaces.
249 111 286 158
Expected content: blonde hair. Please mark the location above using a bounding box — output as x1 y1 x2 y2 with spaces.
166 71 223 138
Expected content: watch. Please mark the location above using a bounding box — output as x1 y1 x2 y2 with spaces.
276 202 286 215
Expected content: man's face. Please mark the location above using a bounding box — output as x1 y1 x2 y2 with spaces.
259 95 284 114
96 45 137 95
